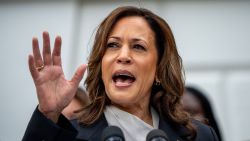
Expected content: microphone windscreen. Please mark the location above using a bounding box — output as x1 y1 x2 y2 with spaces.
101 126 125 141
146 129 169 141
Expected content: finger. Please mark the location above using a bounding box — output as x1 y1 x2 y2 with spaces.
32 37 43 67
42 31 52 66
70 64 87 86
52 36 62 66
28 54 39 80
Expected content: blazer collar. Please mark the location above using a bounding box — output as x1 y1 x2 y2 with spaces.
71 114 190 141
159 117 191 141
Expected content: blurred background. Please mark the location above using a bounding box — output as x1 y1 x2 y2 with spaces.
0 0 250 141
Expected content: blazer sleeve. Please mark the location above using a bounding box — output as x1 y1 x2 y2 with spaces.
22 107 78 141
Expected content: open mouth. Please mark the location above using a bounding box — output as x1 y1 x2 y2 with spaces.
112 70 136 87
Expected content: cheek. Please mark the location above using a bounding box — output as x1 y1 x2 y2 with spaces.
137 61 157 87
141 56 157 78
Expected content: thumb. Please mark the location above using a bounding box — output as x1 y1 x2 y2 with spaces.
70 64 87 86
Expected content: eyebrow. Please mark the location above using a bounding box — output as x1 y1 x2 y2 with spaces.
108 36 148 45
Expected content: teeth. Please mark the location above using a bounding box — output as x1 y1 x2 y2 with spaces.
117 73 132 77
113 71 134 78
112 70 136 83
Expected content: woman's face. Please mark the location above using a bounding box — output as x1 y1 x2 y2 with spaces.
101 16 158 107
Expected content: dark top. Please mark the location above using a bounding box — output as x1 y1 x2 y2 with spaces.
22 108 219 141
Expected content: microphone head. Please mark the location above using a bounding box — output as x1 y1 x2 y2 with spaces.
146 129 169 141
101 126 125 141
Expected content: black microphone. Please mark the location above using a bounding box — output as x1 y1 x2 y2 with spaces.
146 129 169 141
101 126 125 141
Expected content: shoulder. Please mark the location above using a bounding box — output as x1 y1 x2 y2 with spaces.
158 116 219 141
192 120 219 141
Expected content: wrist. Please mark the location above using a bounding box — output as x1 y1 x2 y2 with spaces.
38 106 61 123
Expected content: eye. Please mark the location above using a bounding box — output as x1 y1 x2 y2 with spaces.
133 44 146 51
107 42 119 48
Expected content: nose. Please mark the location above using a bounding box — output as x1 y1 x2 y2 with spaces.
117 46 132 64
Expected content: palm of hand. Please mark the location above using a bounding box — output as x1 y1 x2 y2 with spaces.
28 31 86 122
35 66 76 114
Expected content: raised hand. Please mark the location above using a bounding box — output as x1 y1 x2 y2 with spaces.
28 31 87 122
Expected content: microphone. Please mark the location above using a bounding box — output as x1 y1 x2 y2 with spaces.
101 126 125 141
146 129 169 141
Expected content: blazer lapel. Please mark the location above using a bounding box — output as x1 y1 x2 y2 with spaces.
159 117 190 141
70 114 191 141
71 114 108 141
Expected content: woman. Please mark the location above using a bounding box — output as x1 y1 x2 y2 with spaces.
23 6 218 141
182 86 223 141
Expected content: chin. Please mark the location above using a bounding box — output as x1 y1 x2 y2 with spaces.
107 90 137 105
